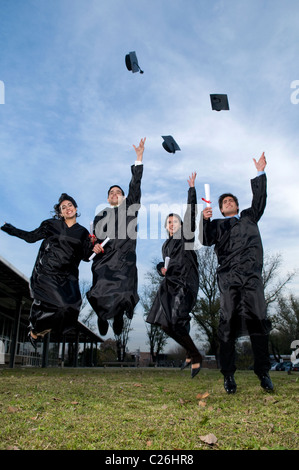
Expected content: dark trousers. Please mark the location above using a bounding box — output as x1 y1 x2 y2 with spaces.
220 334 271 377
29 299 78 336
162 325 202 364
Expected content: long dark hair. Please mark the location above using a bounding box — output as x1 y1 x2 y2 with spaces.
52 193 80 219
164 213 182 230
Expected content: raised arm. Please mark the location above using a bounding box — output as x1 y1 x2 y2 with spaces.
126 138 145 206
253 152 266 172
187 171 196 188
133 137 146 163
242 152 267 222
183 172 197 239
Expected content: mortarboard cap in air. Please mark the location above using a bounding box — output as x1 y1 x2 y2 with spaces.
161 135 181 154
210 94 229 111
125 51 144 74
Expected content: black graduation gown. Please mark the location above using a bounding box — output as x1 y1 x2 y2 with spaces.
146 187 199 333
87 164 143 321
201 174 271 341
1 219 92 332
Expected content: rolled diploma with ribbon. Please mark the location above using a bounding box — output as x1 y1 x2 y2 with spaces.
89 221 96 245
204 184 211 207
164 256 170 270
89 237 110 260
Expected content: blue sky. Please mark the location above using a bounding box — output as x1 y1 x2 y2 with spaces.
1 0 299 352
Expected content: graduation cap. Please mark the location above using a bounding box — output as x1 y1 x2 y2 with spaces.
210 94 229 111
125 51 144 74
161 135 181 154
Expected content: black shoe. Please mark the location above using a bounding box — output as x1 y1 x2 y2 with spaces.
113 314 124 336
259 373 274 392
191 365 201 378
28 331 38 350
180 359 191 370
97 317 109 336
224 375 237 394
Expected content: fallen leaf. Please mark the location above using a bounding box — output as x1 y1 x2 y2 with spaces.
71 401 79 405
198 400 207 407
8 406 20 413
146 440 152 447
30 414 39 420
133 383 142 387
199 433 218 445
196 391 210 399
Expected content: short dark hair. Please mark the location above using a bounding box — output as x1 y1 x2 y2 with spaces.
107 185 125 197
218 193 239 215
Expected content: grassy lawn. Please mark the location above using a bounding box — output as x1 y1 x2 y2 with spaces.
0 367 298 450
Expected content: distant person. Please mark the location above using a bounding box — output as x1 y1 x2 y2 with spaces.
1 194 94 348
87 138 145 336
201 153 273 393
146 172 202 378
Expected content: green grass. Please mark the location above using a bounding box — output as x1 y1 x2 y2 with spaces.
0 367 298 450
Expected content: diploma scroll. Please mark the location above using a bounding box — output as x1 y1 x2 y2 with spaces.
164 256 170 270
89 221 96 245
204 184 211 207
89 237 110 260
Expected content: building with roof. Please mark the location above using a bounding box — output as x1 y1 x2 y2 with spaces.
0 255 103 368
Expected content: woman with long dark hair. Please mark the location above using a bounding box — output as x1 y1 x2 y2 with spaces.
146 173 202 378
1 193 94 348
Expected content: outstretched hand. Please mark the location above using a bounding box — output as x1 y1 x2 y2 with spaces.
187 172 197 188
133 137 146 162
253 152 266 172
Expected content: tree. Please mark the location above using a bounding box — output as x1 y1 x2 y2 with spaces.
78 280 95 330
270 294 299 359
262 251 296 311
261 251 297 359
140 259 168 363
113 316 133 361
191 246 221 362
99 338 118 364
